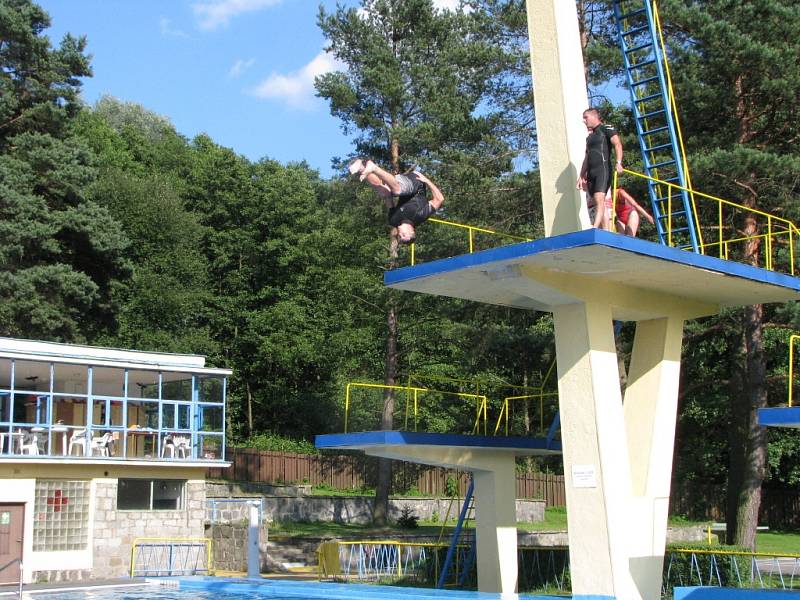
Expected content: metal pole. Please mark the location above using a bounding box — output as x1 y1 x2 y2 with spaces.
247 501 260 577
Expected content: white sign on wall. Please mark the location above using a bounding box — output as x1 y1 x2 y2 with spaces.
571 464 597 488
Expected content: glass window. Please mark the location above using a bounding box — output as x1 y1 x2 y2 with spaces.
91 398 123 427
199 435 222 460
198 377 224 404
162 374 192 402
14 360 50 393
161 403 176 429
11 392 48 425
52 363 86 394
91 367 125 398
33 480 90 551
117 479 185 510
128 370 159 399
0 358 10 391
200 405 223 432
127 399 159 429
117 479 150 510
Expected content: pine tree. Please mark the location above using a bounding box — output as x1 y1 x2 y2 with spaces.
0 0 131 341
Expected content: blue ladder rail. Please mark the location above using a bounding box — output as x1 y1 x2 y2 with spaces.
611 0 700 253
437 478 475 589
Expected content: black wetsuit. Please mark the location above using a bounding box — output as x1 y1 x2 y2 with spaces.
584 124 618 195
387 173 433 227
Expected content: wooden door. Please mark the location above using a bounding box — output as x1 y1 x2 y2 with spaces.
0 504 23 584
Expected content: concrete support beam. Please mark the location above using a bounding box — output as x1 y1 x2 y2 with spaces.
526 0 591 235
553 303 685 600
363 445 519 594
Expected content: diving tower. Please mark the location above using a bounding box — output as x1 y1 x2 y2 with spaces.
322 1 800 598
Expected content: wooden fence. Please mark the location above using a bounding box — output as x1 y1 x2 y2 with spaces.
207 447 567 506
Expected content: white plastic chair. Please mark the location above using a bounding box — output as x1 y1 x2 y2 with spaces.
21 433 44 455
68 428 87 456
173 435 190 459
90 432 113 456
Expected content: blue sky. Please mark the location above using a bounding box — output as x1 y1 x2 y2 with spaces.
37 0 466 179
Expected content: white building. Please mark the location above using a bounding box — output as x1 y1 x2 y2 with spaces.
0 337 231 583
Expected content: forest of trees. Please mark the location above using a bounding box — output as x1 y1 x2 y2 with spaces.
1 0 799 544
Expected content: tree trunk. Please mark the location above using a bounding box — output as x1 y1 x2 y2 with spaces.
726 202 768 549
374 135 402 526
246 380 254 436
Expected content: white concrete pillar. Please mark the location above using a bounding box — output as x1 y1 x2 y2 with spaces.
472 458 518 594
553 301 637 599
623 317 684 600
526 0 591 235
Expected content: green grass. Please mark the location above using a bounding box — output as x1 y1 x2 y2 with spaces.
756 531 800 555
269 508 727 543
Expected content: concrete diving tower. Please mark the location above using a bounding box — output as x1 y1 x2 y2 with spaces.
380 229 800 600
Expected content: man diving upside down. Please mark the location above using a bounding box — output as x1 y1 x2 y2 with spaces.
349 158 445 244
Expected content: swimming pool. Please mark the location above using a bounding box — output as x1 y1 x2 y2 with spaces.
26 577 554 599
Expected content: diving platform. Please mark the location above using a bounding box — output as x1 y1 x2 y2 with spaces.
758 407 800 428
315 431 562 458
316 431 560 594
386 229 800 321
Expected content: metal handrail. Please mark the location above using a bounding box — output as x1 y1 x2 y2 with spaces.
0 557 23 597
616 168 800 275
344 382 489 435
409 218 531 266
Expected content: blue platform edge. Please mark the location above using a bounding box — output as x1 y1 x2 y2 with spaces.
174 576 585 599
758 407 800 428
315 430 561 452
674 586 800 599
385 229 800 291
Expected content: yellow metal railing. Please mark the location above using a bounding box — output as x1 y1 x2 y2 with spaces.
492 359 559 436
129 537 213 577
788 335 800 408
410 218 531 266
344 382 489 435
616 169 800 275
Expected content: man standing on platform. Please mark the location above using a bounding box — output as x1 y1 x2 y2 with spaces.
577 108 624 231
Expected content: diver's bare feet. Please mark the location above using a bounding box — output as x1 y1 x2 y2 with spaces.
348 158 364 175
359 160 377 182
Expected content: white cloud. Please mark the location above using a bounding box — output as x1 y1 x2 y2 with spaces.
250 51 344 110
433 0 473 12
432 0 460 11
229 58 256 78
159 17 188 38
193 0 284 31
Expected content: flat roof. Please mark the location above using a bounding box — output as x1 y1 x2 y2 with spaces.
316 431 561 457
386 230 800 320
758 407 800 428
0 337 232 375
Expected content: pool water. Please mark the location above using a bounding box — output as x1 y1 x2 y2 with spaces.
28 578 552 600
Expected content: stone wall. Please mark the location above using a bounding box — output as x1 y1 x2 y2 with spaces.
205 495 545 525
205 522 269 573
33 478 207 583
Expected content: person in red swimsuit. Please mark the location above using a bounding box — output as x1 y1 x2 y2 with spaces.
610 187 654 237
587 187 654 236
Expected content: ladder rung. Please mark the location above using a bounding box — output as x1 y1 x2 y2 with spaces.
626 41 654 54
635 92 663 104
631 75 659 87
629 59 656 70
649 160 677 170
620 8 647 20
622 25 650 37
640 125 669 136
638 109 665 120
644 142 673 154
